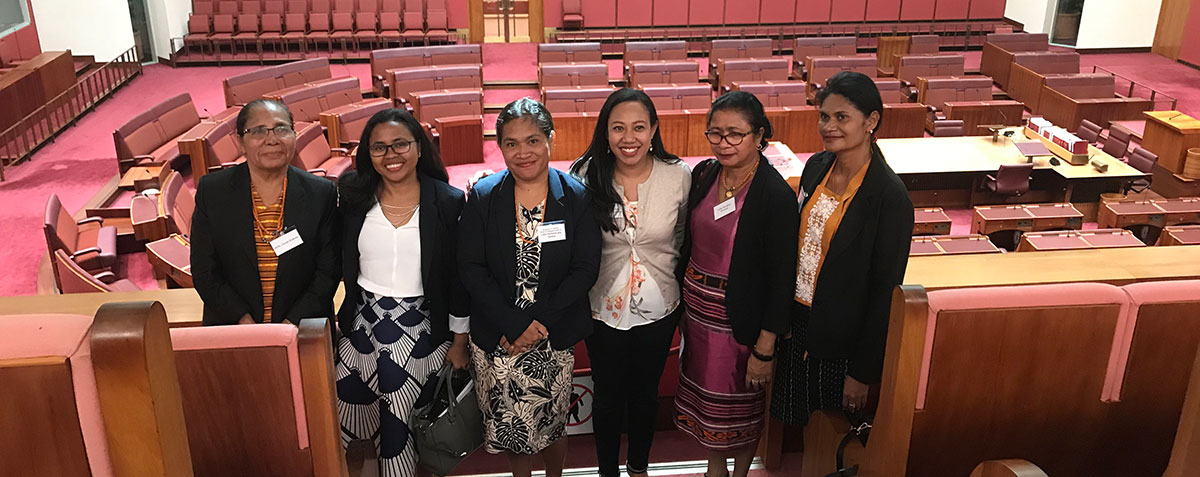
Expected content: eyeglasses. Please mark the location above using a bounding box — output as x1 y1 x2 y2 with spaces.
368 140 416 157
705 129 755 146
241 125 295 139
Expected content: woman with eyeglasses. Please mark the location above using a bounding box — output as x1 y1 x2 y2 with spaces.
569 88 689 477
191 98 341 327
333 108 470 477
458 98 601 477
770 71 912 429
674 91 799 477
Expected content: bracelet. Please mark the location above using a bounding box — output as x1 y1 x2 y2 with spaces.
751 348 774 362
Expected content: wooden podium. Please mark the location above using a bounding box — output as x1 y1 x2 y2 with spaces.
1143 111 1200 174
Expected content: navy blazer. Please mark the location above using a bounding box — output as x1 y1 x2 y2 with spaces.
458 168 602 353
677 155 800 347
795 145 913 384
190 164 341 326
337 174 469 342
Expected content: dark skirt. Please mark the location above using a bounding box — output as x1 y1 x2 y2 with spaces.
770 303 849 426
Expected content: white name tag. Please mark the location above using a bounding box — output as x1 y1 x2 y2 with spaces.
538 221 567 242
713 197 737 221
270 227 303 256
612 204 625 228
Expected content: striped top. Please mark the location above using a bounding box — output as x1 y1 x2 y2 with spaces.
251 176 287 323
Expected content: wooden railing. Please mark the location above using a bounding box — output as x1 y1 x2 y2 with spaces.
1091 65 1179 111
0 47 142 181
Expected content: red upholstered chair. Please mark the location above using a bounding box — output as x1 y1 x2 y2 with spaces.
1103 123 1134 158
233 13 261 60
984 163 1034 197
931 119 965 137
264 0 285 13
426 0 449 43
378 7 402 47
355 12 380 50
562 0 583 30
54 250 141 293
1123 147 1158 194
184 14 213 56
381 0 400 11
241 0 262 14
210 14 237 57
402 0 425 43
334 0 355 11
44 193 118 285
1077 119 1103 144
308 11 333 51
330 11 355 55
359 0 381 11
311 0 332 11
282 12 309 56
286 0 308 11
258 13 284 59
293 123 353 180
195 0 215 14
218 0 239 14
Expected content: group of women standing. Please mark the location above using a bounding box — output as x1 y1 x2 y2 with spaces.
190 70 913 477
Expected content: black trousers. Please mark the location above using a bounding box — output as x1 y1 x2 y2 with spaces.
585 308 681 477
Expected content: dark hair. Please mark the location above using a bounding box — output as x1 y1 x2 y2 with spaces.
236 98 294 136
814 71 884 137
339 108 449 216
495 97 554 142
569 88 680 233
708 91 773 150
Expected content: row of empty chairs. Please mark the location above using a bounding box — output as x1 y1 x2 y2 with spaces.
1 301 345 475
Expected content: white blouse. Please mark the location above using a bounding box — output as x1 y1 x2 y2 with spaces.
357 203 469 333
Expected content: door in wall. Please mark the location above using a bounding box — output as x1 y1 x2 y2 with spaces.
484 0 531 42
1051 0 1084 46
126 0 153 62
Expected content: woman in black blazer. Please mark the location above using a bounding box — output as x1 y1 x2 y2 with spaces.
674 91 799 477
190 99 340 326
458 98 601 477
333 108 470 477
771 71 914 427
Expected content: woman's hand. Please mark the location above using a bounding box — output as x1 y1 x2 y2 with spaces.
843 375 869 412
512 320 548 350
745 354 774 391
447 333 470 369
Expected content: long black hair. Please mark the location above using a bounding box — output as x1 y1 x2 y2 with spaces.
814 71 884 141
339 108 448 217
569 88 680 233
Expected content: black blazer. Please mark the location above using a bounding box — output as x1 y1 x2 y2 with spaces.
190 164 341 326
337 173 469 343
678 156 800 347
458 168 602 353
796 146 913 384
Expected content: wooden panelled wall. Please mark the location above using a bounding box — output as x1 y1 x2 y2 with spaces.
1153 0 1194 59
561 0 1007 29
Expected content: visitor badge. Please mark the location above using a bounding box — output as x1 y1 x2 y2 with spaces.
270 226 303 256
714 197 737 220
538 220 567 242
612 204 624 227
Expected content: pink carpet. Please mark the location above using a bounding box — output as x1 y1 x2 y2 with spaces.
3 46 1199 296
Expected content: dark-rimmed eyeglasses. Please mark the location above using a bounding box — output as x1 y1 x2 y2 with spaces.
368 140 416 157
240 125 295 139
705 129 754 146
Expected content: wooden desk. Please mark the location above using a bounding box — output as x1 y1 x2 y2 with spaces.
971 203 1083 235
877 132 1144 207
904 245 1200 290
1098 197 1200 229
910 234 1000 256
1016 228 1146 252
763 142 804 193
0 51 75 134
1158 225 1200 246
1142 111 1200 175
913 208 952 235
145 235 193 288
118 166 162 190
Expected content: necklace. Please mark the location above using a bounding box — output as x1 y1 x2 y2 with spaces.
721 166 756 199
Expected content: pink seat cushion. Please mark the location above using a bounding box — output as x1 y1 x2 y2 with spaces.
0 314 112 476
169 324 310 449
919 283 1131 409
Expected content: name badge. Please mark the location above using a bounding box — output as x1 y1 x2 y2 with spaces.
612 204 624 228
798 188 809 212
270 226 303 256
713 197 737 221
538 220 567 242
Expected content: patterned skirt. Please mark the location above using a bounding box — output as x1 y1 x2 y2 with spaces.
335 291 450 477
674 261 766 451
471 338 574 455
769 303 849 426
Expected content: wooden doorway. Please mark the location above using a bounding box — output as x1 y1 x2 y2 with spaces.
469 0 543 43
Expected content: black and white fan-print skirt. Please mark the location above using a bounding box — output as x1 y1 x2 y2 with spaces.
335 290 450 477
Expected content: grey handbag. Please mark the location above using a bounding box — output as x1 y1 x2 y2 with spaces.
413 366 484 475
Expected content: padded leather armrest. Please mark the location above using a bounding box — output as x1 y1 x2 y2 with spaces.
330 148 350 156
77 216 104 226
134 154 155 161
93 270 118 284
309 168 328 175
72 247 102 258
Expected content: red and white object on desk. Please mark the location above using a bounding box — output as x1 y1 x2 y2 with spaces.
1029 117 1052 135
1031 117 1088 154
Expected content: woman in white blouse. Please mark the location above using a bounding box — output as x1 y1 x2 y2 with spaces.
334 108 470 477
569 88 690 477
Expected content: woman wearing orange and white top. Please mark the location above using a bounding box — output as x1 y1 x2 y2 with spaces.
570 88 690 477
771 71 914 427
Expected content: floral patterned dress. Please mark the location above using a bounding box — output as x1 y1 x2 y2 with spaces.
471 200 576 455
